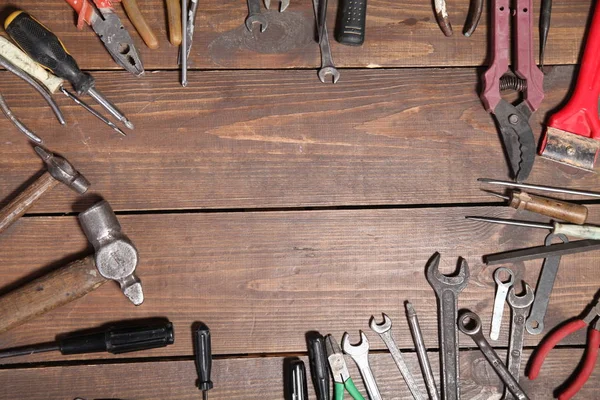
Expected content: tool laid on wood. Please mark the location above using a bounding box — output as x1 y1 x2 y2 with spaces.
466 216 600 240
433 0 483 37
481 0 544 182
479 178 600 199
528 295 600 400
181 0 189 86
166 0 182 46
335 0 368 45
5 10 135 130
0 147 90 235
425 252 469 400
458 311 530 400
121 0 160 49
179 0 199 87
246 0 268 32
0 200 143 334
325 334 365 400
265 0 289 12
539 0 600 172
342 332 381 400
539 0 552 70
63 0 144 76
307 332 330 400
483 238 600 264
0 320 174 359
193 322 213 400
370 313 424 400
313 0 339 83
285 358 308 400
490 267 514 341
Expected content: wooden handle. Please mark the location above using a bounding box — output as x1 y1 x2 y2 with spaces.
0 172 59 235
166 0 182 46
122 0 160 49
0 256 107 334
510 192 589 224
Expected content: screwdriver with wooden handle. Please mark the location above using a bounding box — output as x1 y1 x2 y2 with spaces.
466 216 600 240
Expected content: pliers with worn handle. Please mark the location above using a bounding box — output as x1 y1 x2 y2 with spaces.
325 335 365 400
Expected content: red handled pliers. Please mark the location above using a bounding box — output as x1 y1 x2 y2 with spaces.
528 298 600 400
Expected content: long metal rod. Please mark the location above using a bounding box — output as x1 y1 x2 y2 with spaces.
466 216 552 230
61 88 126 136
181 0 188 87
0 93 43 143
483 239 600 264
479 178 600 199
87 87 134 130
0 342 59 359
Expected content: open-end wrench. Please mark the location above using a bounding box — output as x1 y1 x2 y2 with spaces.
246 0 268 32
425 252 470 400
458 311 530 400
264 0 290 12
526 233 568 335
311 0 339 83
370 313 425 400
503 284 534 400
490 267 515 341
342 331 382 400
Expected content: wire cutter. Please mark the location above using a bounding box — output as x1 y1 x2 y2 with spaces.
325 334 365 400
64 0 144 76
528 297 600 400
481 0 544 182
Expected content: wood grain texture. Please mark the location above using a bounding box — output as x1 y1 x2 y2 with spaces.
2 66 600 213
0 207 598 363
0 349 597 399
0 0 591 70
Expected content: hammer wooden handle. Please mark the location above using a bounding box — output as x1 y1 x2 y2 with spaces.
122 0 160 49
0 172 59 235
166 0 182 46
0 256 107 334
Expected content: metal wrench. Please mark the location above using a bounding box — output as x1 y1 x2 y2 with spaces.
264 0 290 12
503 284 534 400
458 311 529 400
312 0 339 83
490 267 515 341
370 313 425 400
342 331 382 400
526 233 568 335
246 0 268 32
425 252 470 400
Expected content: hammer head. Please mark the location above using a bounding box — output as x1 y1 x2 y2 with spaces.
78 201 143 306
35 146 90 194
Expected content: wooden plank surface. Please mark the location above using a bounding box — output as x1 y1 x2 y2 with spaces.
0 349 596 399
0 206 598 363
3 66 600 213
0 0 591 70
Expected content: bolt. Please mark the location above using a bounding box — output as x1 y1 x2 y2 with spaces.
508 114 519 124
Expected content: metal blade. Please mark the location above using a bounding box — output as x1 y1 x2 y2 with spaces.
483 239 600 264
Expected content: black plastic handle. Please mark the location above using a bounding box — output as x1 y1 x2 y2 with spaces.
194 322 214 393
335 0 368 45
307 333 330 400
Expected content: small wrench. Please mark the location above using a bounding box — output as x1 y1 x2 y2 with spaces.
312 0 339 83
246 0 268 32
264 0 290 12
503 284 534 400
490 267 515 341
458 311 530 400
425 252 470 400
526 233 568 335
342 331 382 400
370 313 425 400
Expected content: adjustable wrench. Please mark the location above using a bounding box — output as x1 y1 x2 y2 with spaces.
425 252 470 400
342 331 382 400
370 313 424 400
526 233 568 335
246 0 268 32
458 312 530 400
312 0 339 83
490 267 515 341
503 284 534 400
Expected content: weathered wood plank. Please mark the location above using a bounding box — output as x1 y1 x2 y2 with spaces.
0 349 596 399
2 66 600 213
1 0 591 70
0 207 597 362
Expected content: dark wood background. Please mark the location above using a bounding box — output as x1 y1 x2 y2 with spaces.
0 0 599 398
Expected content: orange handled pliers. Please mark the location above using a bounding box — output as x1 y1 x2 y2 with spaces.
528 298 600 400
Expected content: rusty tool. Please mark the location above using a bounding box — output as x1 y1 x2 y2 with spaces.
313 0 339 83
481 0 544 182
166 0 182 46
0 200 143 334
121 0 160 49
539 0 600 172
0 147 90 235
434 0 483 37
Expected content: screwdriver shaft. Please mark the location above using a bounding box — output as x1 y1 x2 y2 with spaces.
478 178 600 199
61 88 126 136
466 216 552 230
87 88 134 130
181 0 188 87
0 342 59 359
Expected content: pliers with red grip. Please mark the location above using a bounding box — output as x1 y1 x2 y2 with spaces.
528 298 600 400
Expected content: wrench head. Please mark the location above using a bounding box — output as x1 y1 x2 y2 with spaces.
425 252 470 293
493 267 515 287
507 283 535 309
318 67 340 84
369 313 392 334
457 311 482 337
280 0 290 11
341 331 369 356
245 15 269 32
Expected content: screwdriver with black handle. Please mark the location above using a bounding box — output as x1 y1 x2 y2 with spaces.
194 322 213 400
307 332 330 400
0 321 174 359
4 10 134 130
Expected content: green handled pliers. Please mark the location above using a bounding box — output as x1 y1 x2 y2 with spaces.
325 334 365 400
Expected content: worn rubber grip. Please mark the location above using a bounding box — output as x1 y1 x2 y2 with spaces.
335 0 367 46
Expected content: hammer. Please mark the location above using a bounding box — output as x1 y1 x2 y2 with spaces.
0 146 90 234
0 201 143 334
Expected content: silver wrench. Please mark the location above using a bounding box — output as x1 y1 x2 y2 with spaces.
246 0 268 32
490 267 515 341
370 313 425 400
503 284 534 400
526 233 568 335
342 331 382 400
264 0 290 12
425 252 470 400
312 0 339 83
